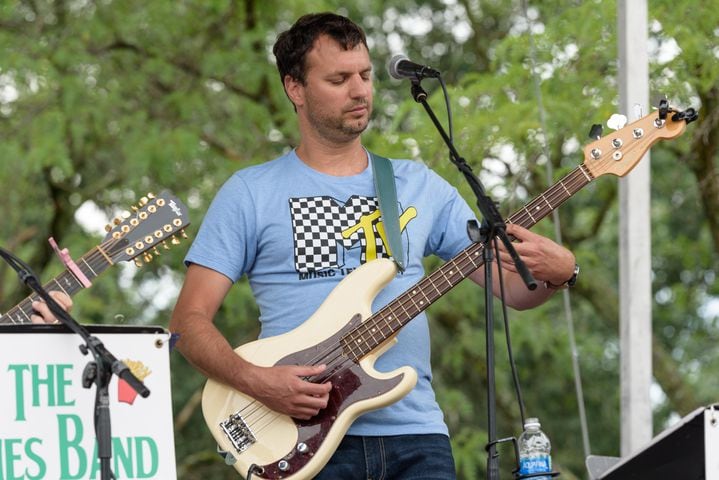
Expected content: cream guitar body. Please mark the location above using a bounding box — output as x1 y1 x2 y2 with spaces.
202 258 417 480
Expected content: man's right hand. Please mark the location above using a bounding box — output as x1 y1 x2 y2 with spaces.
244 363 333 420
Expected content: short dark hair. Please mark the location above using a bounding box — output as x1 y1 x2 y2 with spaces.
273 13 368 85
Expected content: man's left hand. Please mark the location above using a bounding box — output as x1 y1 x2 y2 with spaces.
497 223 576 286
31 291 73 324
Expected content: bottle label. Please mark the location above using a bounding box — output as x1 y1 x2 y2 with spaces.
519 455 551 478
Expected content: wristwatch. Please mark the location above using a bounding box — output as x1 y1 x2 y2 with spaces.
544 263 579 289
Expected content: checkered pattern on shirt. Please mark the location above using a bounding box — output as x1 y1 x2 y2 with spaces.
289 195 389 272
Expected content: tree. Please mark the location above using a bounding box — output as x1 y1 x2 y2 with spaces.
1 0 716 478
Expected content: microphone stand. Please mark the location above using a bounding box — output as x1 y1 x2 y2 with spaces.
0 247 150 480
407 79 536 480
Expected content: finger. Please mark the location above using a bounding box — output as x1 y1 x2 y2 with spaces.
293 393 332 418
290 364 327 377
301 380 333 397
49 291 73 311
32 300 51 319
497 256 518 272
31 301 58 324
297 392 330 409
505 223 536 242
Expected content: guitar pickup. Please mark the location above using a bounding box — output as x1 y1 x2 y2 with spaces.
219 412 256 453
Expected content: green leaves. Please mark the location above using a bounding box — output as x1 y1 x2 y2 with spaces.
1 1 717 478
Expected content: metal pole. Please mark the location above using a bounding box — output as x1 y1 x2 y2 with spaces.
617 0 653 456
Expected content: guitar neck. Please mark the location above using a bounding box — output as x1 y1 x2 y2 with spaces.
0 245 114 325
342 164 594 357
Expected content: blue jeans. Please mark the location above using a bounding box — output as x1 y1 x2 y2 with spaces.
314 434 456 480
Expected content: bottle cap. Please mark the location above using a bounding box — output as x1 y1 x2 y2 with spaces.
524 417 541 428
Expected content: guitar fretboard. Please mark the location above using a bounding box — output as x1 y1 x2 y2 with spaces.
340 164 594 359
0 246 114 325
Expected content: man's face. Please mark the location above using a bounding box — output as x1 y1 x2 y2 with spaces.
289 35 373 143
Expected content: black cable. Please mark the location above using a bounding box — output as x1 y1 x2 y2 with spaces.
247 464 263 479
437 68 528 425
438 75 454 144
492 236 527 426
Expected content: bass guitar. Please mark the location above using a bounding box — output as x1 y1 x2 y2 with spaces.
0 190 190 324
202 105 697 479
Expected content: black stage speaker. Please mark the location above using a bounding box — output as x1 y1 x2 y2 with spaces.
587 404 719 479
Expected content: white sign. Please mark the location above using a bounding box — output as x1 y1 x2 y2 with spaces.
0 326 177 479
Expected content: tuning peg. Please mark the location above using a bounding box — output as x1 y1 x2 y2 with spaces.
162 241 170 250
633 103 644 120
153 247 161 256
588 124 603 140
607 113 627 131
657 98 669 120
105 224 113 232
121 211 131 219
171 237 181 245
134 258 143 267
147 192 156 199
139 196 149 206
113 217 122 225
181 229 188 239
143 252 153 263
131 205 139 212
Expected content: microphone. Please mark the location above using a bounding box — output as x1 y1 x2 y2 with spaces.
388 54 441 80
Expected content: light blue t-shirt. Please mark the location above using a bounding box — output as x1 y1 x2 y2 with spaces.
186 149 477 436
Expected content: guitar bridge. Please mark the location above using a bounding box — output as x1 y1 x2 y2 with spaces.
219 412 256 453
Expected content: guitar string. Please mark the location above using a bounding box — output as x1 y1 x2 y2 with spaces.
336 166 592 361
226 121 685 444
338 121 669 361
230 165 590 437
294 152 610 372
232 148 620 437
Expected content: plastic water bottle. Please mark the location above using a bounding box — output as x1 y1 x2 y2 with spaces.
518 417 552 479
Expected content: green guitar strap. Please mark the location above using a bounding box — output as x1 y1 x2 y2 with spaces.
370 152 406 272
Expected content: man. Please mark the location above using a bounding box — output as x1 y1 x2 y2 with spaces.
170 12 576 479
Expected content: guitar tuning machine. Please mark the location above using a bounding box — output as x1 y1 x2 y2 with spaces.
606 113 628 131
588 124 603 140
657 97 669 120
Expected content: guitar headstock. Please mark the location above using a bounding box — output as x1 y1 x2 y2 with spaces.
582 105 697 178
102 190 190 266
